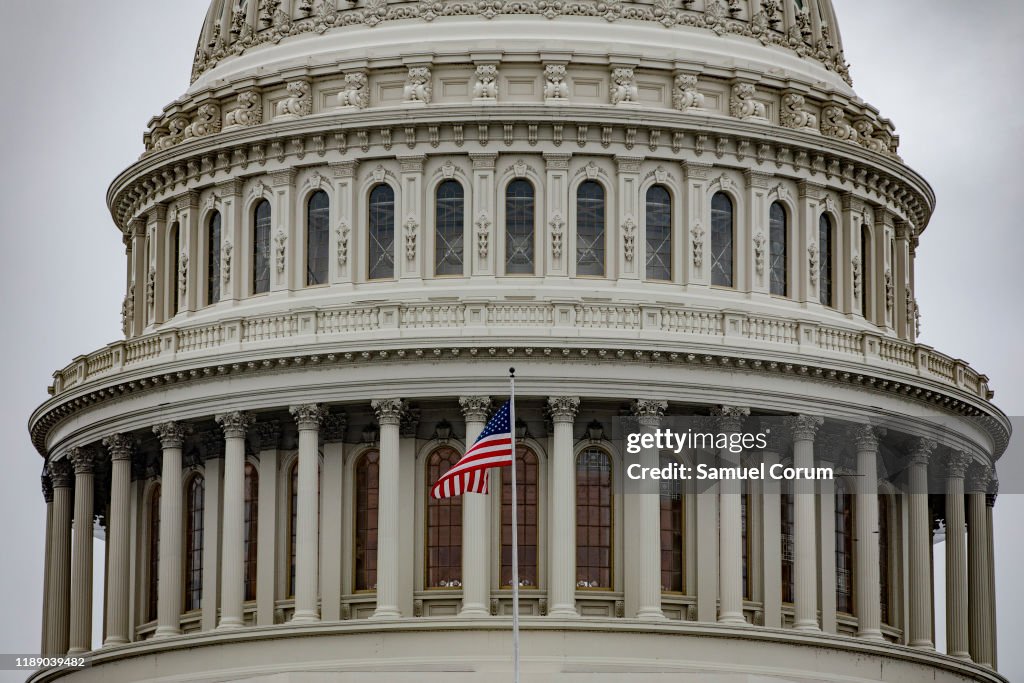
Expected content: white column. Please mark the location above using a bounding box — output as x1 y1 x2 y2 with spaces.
48 461 73 656
786 415 821 631
459 396 492 616
986 485 998 670
153 422 187 638
547 396 580 617
320 412 347 622
289 404 325 622
760 442 783 629
907 438 936 649
199 438 223 632
216 411 255 629
632 400 667 620
851 425 883 640
67 448 96 655
371 399 404 619
40 475 54 655
967 466 993 667
944 451 971 660
102 434 134 646
254 421 281 626
715 406 749 625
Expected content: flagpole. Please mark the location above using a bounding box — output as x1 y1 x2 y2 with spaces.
508 367 521 683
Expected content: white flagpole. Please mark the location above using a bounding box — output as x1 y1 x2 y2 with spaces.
508 367 521 683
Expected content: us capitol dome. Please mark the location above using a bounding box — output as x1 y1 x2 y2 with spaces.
28 0 1010 681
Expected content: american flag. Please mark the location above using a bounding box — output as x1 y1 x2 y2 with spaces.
430 400 513 499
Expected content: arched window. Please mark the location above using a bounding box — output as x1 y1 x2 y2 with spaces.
306 190 329 286
243 463 258 602
148 485 161 622
505 180 535 274
368 184 396 280
185 475 205 612
501 446 539 588
711 192 734 287
576 447 612 589
207 211 221 305
576 181 606 277
879 494 891 625
645 185 672 281
354 450 380 592
170 223 181 314
835 479 855 614
781 489 794 603
819 214 834 307
434 180 465 276
426 446 463 587
253 200 271 294
860 224 871 319
659 454 684 593
769 202 788 296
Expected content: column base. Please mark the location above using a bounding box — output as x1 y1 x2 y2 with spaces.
152 626 181 639
216 618 245 631
369 606 402 620
101 637 128 648
66 647 89 656
792 620 820 632
547 606 579 618
856 629 886 642
908 640 936 650
717 614 748 626
290 611 320 624
636 608 668 621
459 604 490 617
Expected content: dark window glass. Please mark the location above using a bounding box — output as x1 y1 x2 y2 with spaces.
207 211 221 304
711 192 734 287
742 485 752 600
426 446 463 587
253 200 271 294
835 479 855 614
306 190 329 285
645 185 672 281
860 225 871 319
576 181 606 276
148 485 161 622
185 475 205 611
505 180 535 274
435 181 465 276
576 447 612 589
244 463 258 602
288 461 297 598
879 495 891 625
659 455 684 593
781 490 794 603
819 214 834 307
355 450 380 592
501 446 539 588
769 202 788 296
368 184 395 280
171 223 180 314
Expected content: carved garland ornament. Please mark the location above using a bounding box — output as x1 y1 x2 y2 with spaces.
336 221 350 267
336 71 369 109
475 211 492 258
225 90 262 128
691 223 705 268
610 68 639 105
543 64 569 99
730 83 766 120
753 232 766 276
549 212 565 259
808 243 819 287
404 215 418 260
622 215 637 262
672 73 704 111
274 230 287 273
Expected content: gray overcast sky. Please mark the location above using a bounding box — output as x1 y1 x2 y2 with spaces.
0 1 1020 681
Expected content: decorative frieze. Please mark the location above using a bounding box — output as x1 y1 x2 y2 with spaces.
672 73 705 111
336 72 369 109
610 68 639 105
543 65 569 101
403 67 432 104
780 92 817 130
274 80 312 119
472 64 499 101
730 83 766 120
225 90 262 128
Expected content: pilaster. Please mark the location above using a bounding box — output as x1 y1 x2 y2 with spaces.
470 153 497 277
543 153 571 277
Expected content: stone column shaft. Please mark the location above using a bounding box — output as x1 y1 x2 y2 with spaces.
760 449 782 629
48 462 73 656
907 439 935 649
547 396 579 617
788 416 820 631
945 452 971 660
716 406 749 625
986 490 998 669
40 477 55 656
633 400 667 620
68 449 95 655
154 422 187 638
290 405 324 622
853 426 883 640
103 435 134 646
459 396 491 616
371 399 404 619
217 411 254 629
967 467 993 667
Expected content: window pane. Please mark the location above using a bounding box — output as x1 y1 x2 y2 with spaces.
253 201 271 294
207 211 221 304
426 446 462 587
501 447 539 588
576 181 605 277
659 455 683 592
505 180 535 274
769 202 787 296
306 190 329 285
368 184 395 280
819 214 834 307
711 193 733 287
781 490 794 603
576 447 612 589
185 476 205 611
435 181 464 276
244 463 259 602
835 481 854 614
879 495 890 625
645 185 672 281
355 450 380 591
148 486 161 622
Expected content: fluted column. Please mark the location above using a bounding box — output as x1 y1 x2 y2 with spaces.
459 396 492 617
547 396 580 617
944 451 972 660
907 437 936 648
68 447 96 655
633 399 668 620
371 399 404 619
851 424 883 640
967 465 993 667
47 461 73 656
715 406 749 625
153 421 188 638
253 421 281 626
216 411 255 629
289 404 324 622
40 474 54 656
102 435 134 646
986 481 998 669
786 415 822 631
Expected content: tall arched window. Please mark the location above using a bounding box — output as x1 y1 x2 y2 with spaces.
505 180 535 274
576 447 612 589
501 446 539 588
711 192 734 287
860 224 871 319
742 483 752 600
434 181 465 276
354 450 380 592
207 211 221 305
659 455 684 593
148 485 161 622
769 202 788 296
368 184 395 280
781 489 794 603
576 181 606 277
288 461 297 598
306 190 329 286
253 200 271 294
835 479 855 614
426 446 463 587
645 185 672 281
819 214 834 307
879 494 891 625
170 223 181 314
243 463 258 602
185 475 205 612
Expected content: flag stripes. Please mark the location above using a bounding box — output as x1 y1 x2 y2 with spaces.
430 401 513 499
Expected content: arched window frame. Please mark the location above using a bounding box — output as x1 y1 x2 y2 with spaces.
252 198 272 295
819 212 836 308
367 182 397 281
433 179 466 277
353 448 381 593
710 191 736 288
644 184 673 282
574 179 607 278
425 445 464 589
205 210 222 306
305 189 330 286
502 177 537 276
243 461 259 602
768 201 789 297
575 445 614 591
184 472 205 612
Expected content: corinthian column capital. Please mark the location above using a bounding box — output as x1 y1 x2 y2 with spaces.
966 464 993 494
712 405 749 433
849 424 885 451
371 398 405 426
48 459 73 489
103 433 135 461
909 437 937 465
945 451 973 479
631 399 668 418
216 410 256 438
41 472 53 503
289 404 326 430
459 396 492 423
547 396 580 423
153 421 189 448
68 447 96 475
785 414 823 442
